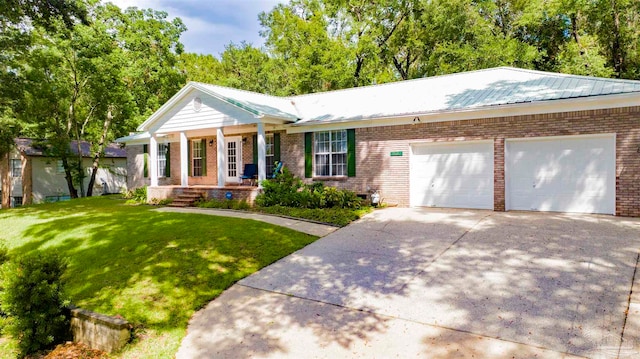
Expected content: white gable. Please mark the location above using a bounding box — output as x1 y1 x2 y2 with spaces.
150 89 260 134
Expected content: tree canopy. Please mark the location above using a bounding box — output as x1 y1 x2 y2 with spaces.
2 0 639 199
181 0 640 95
1 0 185 197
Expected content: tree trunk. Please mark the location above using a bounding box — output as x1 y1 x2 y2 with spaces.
0 153 10 208
60 155 78 199
610 0 623 77
87 108 113 196
75 139 85 197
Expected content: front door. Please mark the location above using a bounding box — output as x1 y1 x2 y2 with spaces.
225 137 242 184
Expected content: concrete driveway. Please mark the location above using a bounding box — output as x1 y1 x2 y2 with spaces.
177 208 640 358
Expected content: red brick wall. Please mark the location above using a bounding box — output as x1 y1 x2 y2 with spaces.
283 106 640 216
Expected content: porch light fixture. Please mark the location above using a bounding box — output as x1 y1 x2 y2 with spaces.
209 139 214 147
413 116 421 124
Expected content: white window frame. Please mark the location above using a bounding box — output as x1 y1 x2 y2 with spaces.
158 143 169 178
10 159 22 178
265 134 275 175
314 130 347 177
192 139 203 177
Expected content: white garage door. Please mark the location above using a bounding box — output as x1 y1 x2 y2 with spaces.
410 141 494 209
506 134 615 214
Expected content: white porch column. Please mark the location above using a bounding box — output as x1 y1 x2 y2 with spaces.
179 132 188 186
257 122 266 186
216 128 225 187
149 135 158 187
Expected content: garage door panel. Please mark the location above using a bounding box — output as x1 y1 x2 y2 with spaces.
411 142 494 209
507 135 615 215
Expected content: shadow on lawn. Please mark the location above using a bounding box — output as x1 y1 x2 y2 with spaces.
9 198 317 332
178 208 640 358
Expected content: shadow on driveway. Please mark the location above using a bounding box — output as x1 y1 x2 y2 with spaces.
177 208 640 358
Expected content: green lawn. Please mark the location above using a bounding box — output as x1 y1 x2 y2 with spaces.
0 196 318 358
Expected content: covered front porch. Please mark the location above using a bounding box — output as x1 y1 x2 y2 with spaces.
117 82 297 203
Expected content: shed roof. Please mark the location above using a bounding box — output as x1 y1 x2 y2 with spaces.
15 138 126 158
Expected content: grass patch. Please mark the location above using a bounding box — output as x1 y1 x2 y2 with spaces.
0 196 317 358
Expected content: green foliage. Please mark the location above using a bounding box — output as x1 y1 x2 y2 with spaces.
0 240 8 266
0 252 70 356
196 198 251 211
255 205 371 227
0 196 316 357
123 186 147 204
255 168 363 210
5 2 186 199
150 198 173 206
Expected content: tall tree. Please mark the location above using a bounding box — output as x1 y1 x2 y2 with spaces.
15 2 185 198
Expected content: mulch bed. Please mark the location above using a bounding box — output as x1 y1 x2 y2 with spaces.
41 342 107 359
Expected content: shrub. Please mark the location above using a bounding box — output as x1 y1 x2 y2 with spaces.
123 186 147 204
150 198 173 206
256 168 304 207
0 252 70 356
256 168 363 210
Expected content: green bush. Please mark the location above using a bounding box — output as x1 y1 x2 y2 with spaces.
256 168 363 210
256 168 304 207
123 186 147 204
0 252 70 357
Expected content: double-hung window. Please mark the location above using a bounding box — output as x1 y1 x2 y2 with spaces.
314 130 347 177
10 159 21 178
192 140 203 176
158 143 169 177
265 134 275 175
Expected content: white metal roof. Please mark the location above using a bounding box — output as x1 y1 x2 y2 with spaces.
127 67 640 140
290 67 640 124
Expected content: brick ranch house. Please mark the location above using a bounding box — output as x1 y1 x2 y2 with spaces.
116 67 640 216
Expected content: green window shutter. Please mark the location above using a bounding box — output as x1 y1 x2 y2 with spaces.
347 129 356 177
201 139 207 176
252 134 258 164
165 143 171 177
304 132 313 178
143 144 148 178
188 140 192 176
274 133 281 163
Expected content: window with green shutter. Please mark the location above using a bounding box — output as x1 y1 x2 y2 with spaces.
305 129 356 178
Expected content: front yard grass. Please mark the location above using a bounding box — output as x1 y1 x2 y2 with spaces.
0 196 318 358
